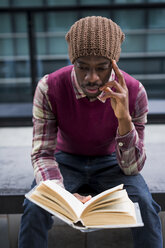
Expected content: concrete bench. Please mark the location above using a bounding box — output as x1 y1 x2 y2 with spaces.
0 126 165 248
0 125 165 212
0 151 165 213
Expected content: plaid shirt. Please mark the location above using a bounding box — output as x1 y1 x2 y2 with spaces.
32 68 148 186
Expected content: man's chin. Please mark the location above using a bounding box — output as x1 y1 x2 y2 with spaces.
85 92 100 99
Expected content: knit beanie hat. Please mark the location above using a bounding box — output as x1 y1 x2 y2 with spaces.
65 16 125 64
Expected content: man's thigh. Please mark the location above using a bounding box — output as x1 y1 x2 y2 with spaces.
91 163 160 211
55 151 87 193
55 151 157 207
55 151 118 195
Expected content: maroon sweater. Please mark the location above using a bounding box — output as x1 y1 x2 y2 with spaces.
47 65 139 156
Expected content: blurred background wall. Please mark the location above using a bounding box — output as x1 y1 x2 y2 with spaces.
0 0 165 126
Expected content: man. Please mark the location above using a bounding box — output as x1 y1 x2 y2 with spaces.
19 16 163 248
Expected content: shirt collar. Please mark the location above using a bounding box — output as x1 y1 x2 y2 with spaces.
71 67 115 102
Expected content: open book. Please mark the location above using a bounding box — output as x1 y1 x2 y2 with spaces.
25 181 143 230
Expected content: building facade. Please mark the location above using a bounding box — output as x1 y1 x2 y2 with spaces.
0 0 165 125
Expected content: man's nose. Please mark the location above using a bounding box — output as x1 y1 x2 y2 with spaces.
85 69 99 82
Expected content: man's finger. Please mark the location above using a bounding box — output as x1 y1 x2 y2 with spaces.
112 60 127 89
100 90 123 102
73 193 92 203
100 80 123 93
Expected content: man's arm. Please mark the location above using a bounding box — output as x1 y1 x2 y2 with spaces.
31 75 63 186
115 83 148 175
100 60 148 175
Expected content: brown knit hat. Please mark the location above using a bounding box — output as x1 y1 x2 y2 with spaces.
65 16 125 64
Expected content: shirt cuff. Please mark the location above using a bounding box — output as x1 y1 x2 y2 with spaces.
115 125 137 151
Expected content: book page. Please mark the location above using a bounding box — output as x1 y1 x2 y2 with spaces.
73 203 143 230
82 212 136 226
43 180 84 217
86 199 133 213
81 200 136 226
81 184 124 212
26 191 75 226
38 185 78 220
31 191 75 220
82 190 128 215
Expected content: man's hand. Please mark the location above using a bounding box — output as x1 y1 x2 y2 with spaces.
100 60 130 120
100 60 133 135
73 193 92 203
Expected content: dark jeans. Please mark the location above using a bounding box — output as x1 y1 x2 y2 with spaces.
18 151 163 248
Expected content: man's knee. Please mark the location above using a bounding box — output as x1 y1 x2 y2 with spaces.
22 198 54 228
23 199 41 216
127 184 161 216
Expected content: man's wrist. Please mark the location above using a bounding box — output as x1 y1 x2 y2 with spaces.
118 115 133 136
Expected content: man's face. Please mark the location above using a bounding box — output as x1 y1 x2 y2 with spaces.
74 56 112 99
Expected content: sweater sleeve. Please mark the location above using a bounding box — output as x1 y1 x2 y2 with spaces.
31 75 64 186
115 82 148 175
